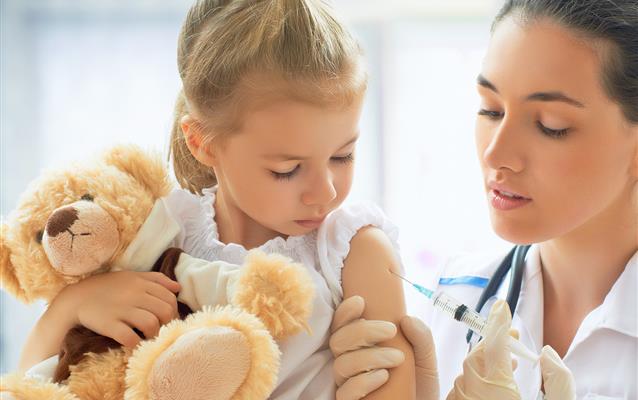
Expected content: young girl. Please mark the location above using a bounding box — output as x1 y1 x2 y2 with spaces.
19 0 415 398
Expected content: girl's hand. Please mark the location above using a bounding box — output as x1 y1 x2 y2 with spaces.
55 271 181 347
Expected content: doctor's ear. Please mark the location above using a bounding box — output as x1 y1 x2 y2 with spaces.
181 114 217 167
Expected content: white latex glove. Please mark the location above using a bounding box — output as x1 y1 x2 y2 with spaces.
446 299 521 400
447 300 577 400
329 296 439 400
540 345 576 400
400 315 440 400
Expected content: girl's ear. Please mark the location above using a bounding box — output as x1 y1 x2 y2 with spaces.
181 114 217 167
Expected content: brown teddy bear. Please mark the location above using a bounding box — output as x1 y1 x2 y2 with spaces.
0 145 314 400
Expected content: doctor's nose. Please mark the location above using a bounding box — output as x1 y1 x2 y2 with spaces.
481 119 525 174
301 171 337 206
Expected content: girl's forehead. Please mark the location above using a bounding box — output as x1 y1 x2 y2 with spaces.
228 98 363 156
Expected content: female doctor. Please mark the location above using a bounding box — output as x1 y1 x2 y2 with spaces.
329 0 638 398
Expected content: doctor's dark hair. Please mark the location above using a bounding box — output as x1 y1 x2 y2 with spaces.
169 0 366 195
493 0 638 124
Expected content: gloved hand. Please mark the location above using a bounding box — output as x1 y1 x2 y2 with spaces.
329 295 439 400
446 300 576 400
446 299 520 400
540 345 576 400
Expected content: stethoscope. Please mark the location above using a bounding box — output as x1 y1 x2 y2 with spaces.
466 244 532 344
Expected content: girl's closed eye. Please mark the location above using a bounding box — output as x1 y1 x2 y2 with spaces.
271 164 300 180
270 153 354 181
331 153 354 164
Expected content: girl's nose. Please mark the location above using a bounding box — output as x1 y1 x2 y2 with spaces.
302 171 337 206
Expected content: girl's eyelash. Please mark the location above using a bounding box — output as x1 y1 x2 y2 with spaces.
331 153 354 164
270 154 354 181
536 121 569 138
271 165 300 180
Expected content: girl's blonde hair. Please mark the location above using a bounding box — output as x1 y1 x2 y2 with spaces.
169 0 367 194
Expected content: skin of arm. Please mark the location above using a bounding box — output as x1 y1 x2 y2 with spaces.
18 270 180 372
341 226 416 400
18 290 78 371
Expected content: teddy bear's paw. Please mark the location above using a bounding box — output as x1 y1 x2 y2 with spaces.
233 250 315 340
66 348 130 400
0 373 78 400
149 326 251 400
126 306 280 400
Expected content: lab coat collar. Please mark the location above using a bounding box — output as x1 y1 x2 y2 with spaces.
575 250 638 340
516 245 544 352
514 246 638 343
603 250 638 337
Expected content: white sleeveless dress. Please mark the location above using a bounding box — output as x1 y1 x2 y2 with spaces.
164 187 402 400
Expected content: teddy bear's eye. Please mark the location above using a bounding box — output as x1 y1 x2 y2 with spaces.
35 230 44 244
81 194 94 202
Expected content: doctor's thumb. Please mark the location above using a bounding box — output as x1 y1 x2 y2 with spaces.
483 300 516 377
540 346 576 400
400 316 440 400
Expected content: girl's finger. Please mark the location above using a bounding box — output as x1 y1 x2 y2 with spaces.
124 308 161 340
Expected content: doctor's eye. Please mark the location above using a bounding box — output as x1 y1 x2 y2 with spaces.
478 109 504 120
35 230 44 244
81 193 94 201
536 121 569 139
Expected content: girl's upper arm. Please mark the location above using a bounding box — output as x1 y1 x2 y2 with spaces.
341 225 416 400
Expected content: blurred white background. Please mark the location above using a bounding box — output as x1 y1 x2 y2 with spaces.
0 0 510 372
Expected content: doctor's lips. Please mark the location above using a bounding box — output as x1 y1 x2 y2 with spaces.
488 182 532 211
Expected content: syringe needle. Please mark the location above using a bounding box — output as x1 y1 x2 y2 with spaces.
389 270 435 298
389 269 417 286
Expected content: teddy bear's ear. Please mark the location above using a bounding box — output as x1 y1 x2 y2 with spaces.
103 144 173 199
0 224 28 302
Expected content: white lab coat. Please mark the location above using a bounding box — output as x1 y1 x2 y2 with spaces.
426 245 637 400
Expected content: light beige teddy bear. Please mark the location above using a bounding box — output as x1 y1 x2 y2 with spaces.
0 145 314 400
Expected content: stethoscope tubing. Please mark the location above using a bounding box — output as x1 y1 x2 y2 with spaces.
466 244 531 344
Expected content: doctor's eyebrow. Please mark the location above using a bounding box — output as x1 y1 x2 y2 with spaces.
526 92 585 108
476 74 586 108
477 74 499 93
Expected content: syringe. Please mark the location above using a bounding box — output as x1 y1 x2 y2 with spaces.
391 271 539 363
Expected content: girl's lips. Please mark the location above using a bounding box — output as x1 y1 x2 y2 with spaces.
490 189 532 211
295 218 325 229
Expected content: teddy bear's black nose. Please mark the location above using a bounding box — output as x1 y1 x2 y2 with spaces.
46 206 79 238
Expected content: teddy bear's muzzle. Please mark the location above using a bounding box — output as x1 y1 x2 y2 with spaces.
42 201 120 276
